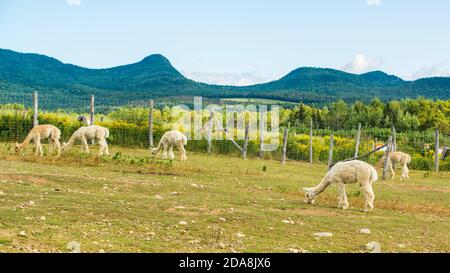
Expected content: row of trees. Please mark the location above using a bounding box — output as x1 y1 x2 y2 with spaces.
288 97 450 133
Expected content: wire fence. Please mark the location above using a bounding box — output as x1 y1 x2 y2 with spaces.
0 92 449 171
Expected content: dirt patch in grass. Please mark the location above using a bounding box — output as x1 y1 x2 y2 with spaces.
268 207 339 217
0 173 54 185
308 193 450 216
396 183 450 194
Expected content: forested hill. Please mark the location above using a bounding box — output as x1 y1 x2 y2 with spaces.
1 48 449 106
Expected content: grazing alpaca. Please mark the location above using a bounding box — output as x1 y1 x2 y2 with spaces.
378 151 411 180
77 115 91 126
303 160 378 212
151 130 187 161
15 125 61 157
62 125 110 156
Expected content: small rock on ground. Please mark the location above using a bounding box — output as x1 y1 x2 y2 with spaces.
313 232 333 238
360 228 371 234
366 241 382 253
288 248 307 253
67 241 81 253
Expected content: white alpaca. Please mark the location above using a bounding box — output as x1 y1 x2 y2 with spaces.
62 125 110 156
15 124 61 157
303 160 378 212
379 151 411 180
151 130 187 161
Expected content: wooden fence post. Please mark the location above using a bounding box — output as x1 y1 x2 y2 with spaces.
32 92 38 128
391 126 397 152
259 111 265 158
382 136 393 181
309 119 313 164
89 95 95 145
435 129 440 173
354 123 361 157
148 99 154 148
242 123 250 159
207 111 214 155
90 95 95 125
328 134 334 170
281 127 288 164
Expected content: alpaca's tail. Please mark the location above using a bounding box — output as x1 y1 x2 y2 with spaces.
182 134 187 146
405 154 411 164
370 166 379 183
54 127 61 140
104 128 110 139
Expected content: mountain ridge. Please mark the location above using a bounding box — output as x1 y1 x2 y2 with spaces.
1 48 449 106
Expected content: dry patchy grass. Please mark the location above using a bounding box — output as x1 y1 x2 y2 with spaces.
0 143 449 253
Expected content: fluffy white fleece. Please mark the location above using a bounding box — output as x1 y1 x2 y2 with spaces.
151 130 187 161
62 125 110 156
303 160 378 212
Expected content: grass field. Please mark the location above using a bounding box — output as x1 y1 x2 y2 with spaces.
0 143 449 253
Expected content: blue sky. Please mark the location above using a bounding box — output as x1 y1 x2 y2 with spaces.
1 0 450 85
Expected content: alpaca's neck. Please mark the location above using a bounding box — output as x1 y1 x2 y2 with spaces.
312 178 331 196
65 134 78 147
19 132 34 148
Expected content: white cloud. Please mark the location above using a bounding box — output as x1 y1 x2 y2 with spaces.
366 0 382 6
181 71 278 86
409 62 450 80
342 53 384 74
66 0 81 6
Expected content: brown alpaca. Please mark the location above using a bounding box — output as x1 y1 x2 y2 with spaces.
15 125 61 157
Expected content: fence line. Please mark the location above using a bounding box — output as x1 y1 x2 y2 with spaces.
0 92 449 171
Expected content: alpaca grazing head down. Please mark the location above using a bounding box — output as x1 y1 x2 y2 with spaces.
150 147 159 156
302 188 317 205
14 142 22 153
301 160 378 212
61 142 69 152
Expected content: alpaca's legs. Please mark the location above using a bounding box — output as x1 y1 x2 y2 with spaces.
103 139 109 156
81 137 89 154
48 139 54 155
34 136 43 156
33 136 39 156
38 142 44 157
405 165 410 178
336 182 349 210
168 145 175 160
361 182 375 212
162 143 168 159
389 161 395 179
50 137 61 157
54 138 61 157
178 143 187 161
97 139 109 156
400 164 407 180
97 139 105 156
